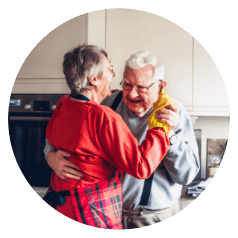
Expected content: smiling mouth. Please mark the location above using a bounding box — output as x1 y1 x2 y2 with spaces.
128 99 142 103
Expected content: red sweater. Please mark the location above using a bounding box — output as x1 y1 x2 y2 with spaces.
46 95 169 192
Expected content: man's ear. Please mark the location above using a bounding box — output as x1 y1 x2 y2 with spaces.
159 80 167 91
88 75 100 86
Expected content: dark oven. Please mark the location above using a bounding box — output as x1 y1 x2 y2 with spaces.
8 94 64 187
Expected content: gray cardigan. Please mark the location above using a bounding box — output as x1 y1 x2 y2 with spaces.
44 91 200 210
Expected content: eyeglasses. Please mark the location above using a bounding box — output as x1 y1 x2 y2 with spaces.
105 65 114 73
120 79 161 93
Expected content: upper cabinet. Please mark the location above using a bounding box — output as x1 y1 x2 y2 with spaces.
17 15 87 79
12 9 230 116
192 39 229 116
106 9 193 109
13 15 87 94
105 9 229 116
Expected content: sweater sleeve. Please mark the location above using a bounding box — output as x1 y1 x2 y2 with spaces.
96 108 170 179
43 138 56 159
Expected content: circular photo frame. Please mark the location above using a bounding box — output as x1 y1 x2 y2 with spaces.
1 1 238 237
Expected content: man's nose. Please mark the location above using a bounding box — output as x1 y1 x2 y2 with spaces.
128 86 139 98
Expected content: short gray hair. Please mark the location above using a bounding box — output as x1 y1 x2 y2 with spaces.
63 45 109 96
124 50 165 82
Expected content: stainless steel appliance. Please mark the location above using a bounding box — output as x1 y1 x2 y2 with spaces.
8 94 64 188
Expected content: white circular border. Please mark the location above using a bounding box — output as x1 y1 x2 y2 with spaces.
1 0 238 237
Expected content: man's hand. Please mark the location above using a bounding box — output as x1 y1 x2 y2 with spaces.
46 150 83 180
155 104 179 132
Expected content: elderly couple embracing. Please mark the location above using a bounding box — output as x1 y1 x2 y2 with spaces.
43 44 199 229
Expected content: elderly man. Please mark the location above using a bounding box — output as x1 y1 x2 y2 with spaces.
44 50 199 228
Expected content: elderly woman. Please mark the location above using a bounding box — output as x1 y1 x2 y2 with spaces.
43 45 170 229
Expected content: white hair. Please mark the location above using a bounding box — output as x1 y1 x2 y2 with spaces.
124 50 165 82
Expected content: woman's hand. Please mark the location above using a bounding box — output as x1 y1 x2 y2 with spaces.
46 150 83 180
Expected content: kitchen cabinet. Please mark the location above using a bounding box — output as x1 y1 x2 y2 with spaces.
13 15 87 94
180 196 196 210
180 185 198 210
106 9 193 109
17 15 87 79
12 9 230 116
192 39 229 116
105 9 229 116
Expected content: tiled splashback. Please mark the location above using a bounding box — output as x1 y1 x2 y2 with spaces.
206 138 228 177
